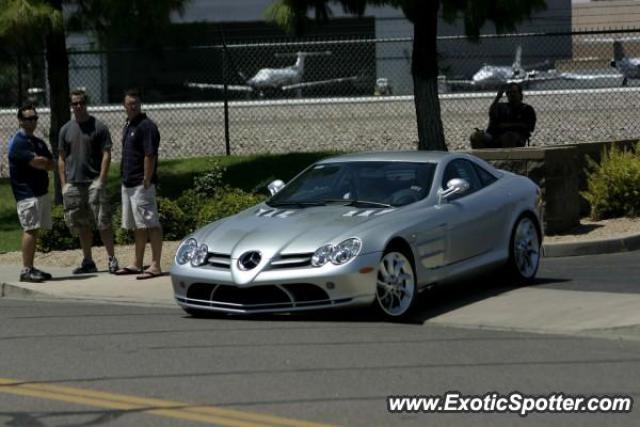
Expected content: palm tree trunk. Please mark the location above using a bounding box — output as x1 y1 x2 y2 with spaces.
45 0 70 204
412 2 447 151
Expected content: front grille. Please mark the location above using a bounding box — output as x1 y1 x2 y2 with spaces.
268 253 313 269
206 252 231 269
184 282 332 310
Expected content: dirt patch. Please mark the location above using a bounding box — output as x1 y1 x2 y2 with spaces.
0 241 180 271
544 217 640 243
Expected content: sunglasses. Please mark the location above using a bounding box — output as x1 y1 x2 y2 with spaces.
22 116 38 122
71 101 86 106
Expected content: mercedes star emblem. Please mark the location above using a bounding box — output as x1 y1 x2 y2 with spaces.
238 251 262 270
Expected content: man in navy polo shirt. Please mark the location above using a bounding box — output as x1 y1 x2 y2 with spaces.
8 105 56 283
115 89 163 280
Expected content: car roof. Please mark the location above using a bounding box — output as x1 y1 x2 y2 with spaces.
317 150 459 164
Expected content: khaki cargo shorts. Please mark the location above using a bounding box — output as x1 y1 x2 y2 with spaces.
16 194 52 231
121 184 160 230
62 179 112 232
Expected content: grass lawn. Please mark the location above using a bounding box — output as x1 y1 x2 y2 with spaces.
0 151 337 253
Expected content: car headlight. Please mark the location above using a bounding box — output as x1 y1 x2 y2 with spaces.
311 238 362 267
311 244 333 267
191 243 209 267
330 238 362 265
175 238 197 265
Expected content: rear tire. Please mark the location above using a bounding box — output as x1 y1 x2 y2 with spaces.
506 215 541 284
374 247 418 320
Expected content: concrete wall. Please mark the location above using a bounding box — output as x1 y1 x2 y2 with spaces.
469 140 639 235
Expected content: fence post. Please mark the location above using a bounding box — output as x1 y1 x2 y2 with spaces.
221 43 231 156
17 54 23 107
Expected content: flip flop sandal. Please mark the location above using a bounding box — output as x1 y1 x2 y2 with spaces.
114 266 143 275
136 270 164 280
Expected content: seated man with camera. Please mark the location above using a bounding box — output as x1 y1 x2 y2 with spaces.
470 82 536 149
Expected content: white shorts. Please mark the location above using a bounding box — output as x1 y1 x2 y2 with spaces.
121 184 160 230
16 194 52 231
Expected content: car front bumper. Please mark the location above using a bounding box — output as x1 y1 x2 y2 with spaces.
170 252 382 314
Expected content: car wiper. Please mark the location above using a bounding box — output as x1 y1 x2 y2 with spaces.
323 199 392 208
267 201 326 208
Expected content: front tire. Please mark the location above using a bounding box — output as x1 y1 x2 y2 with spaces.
375 248 417 319
507 215 541 284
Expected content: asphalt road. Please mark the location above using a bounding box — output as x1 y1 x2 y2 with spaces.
0 251 639 427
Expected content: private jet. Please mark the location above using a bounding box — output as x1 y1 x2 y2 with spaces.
611 40 640 86
570 38 640 86
445 46 564 90
185 51 360 97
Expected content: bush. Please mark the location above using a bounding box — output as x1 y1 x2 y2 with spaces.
38 204 78 252
158 197 191 241
193 159 226 198
196 188 266 228
114 197 191 243
113 205 134 245
175 188 200 232
581 145 640 220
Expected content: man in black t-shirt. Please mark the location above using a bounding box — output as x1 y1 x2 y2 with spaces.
8 105 56 283
470 83 537 149
114 89 163 280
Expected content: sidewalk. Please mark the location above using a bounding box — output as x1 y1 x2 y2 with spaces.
0 266 175 308
1 233 639 320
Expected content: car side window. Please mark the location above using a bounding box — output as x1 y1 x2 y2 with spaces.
442 159 483 199
473 163 498 187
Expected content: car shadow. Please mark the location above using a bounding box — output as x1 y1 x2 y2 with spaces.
406 274 572 325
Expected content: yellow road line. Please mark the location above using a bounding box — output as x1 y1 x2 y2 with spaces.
0 377 335 427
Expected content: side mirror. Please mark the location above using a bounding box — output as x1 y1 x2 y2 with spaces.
437 178 470 204
267 179 285 196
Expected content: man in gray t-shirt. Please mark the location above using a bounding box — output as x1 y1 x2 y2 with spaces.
58 89 119 274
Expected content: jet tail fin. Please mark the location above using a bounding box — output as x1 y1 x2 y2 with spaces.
512 45 524 76
613 41 625 62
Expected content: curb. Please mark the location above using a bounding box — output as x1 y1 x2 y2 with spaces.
542 232 640 257
1 282 46 298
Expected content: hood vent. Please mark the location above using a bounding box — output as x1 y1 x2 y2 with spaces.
343 208 395 217
256 208 295 218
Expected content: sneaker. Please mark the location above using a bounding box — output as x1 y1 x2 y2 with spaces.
31 267 52 280
20 268 46 283
108 256 119 274
72 259 98 275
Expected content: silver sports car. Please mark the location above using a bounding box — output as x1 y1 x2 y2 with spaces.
171 151 542 319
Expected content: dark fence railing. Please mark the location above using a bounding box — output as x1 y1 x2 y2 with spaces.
2 29 640 177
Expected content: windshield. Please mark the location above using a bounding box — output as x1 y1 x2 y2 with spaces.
267 161 436 208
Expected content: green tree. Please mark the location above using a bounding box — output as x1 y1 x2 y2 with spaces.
66 0 189 49
0 0 69 203
266 0 546 151
1 0 188 201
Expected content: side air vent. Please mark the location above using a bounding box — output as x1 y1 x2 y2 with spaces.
206 252 231 269
269 253 313 269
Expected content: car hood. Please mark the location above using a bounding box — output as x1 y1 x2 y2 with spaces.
194 203 397 258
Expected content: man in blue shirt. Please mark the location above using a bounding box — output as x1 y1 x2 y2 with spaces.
8 105 56 282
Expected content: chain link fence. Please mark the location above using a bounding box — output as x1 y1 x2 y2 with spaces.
2 29 640 177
